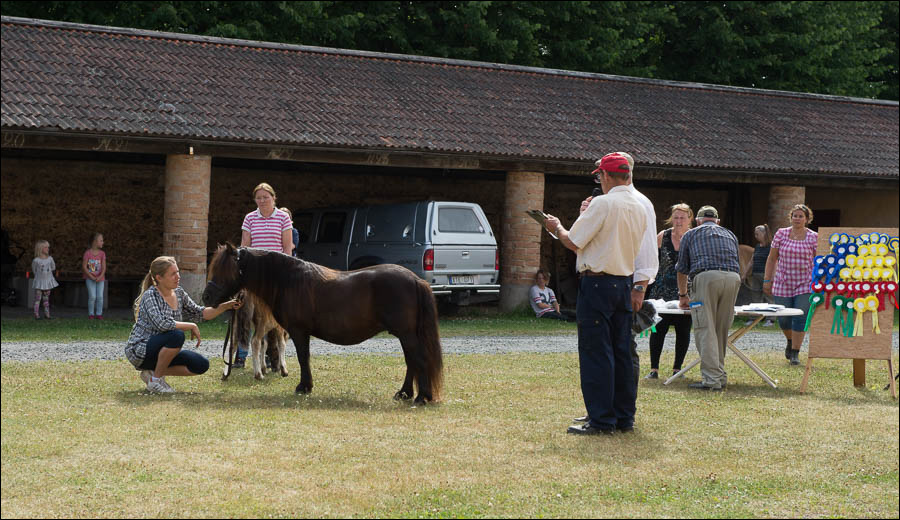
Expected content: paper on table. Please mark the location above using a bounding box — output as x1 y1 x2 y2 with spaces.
526 210 558 239
741 303 785 312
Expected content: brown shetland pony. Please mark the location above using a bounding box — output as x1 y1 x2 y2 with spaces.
203 243 443 404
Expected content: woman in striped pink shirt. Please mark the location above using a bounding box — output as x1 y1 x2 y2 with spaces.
234 182 293 367
241 182 293 254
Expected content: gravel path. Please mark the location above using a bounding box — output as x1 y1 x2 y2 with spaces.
2 331 897 363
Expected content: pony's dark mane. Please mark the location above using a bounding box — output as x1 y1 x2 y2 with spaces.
240 248 337 306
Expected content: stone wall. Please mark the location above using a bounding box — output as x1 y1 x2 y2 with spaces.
767 185 806 230
0 157 165 279
499 171 544 311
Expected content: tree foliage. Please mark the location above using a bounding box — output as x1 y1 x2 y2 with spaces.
2 1 897 99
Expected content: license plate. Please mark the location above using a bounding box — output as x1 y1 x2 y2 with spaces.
450 275 475 285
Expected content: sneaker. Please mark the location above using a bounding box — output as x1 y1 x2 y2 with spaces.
789 350 800 366
233 358 245 369
146 379 168 394
140 370 153 385
88 315 95 320
159 377 174 392
643 371 659 380
96 316 104 321
265 354 272 369
784 339 792 360
762 319 774 327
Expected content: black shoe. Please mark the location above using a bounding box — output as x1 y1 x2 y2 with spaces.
265 355 272 369
785 339 793 360
616 425 635 433
233 358 245 369
573 415 589 423
567 423 615 435
644 371 659 380
688 382 723 391
789 349 800 365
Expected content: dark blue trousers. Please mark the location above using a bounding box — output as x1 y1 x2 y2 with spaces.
138 330 209 375
576 275 637 431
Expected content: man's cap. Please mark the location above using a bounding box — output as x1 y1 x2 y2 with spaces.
591 152 632 175
697 205 719 219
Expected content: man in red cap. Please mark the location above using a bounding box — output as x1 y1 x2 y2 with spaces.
571 151 658 425
544 152 649 435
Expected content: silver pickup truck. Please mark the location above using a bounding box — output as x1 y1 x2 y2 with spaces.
292 201 500 303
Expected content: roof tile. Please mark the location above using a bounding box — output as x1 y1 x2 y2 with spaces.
1 18 897 177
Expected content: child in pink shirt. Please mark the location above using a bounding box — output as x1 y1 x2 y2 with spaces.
82 232 107 319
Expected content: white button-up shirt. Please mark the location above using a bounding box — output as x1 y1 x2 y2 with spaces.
625 183 659 284
568 185 647 276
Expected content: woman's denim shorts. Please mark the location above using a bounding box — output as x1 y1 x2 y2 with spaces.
772 293 812 332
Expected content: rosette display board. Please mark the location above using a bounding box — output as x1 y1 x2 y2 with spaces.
802 227 898 398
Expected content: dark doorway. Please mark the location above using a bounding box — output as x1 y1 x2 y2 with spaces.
810 209 840 231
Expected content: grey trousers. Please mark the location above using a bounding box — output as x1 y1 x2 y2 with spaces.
689 270 741 388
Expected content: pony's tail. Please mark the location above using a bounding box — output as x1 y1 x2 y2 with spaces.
415 279 443 402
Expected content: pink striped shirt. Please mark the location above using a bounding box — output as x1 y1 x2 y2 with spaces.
242 208 292 252
770 227 818 297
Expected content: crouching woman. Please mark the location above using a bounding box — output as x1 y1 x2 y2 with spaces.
125 256 242 393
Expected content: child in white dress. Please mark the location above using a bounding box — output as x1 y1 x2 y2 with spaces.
31 240 59 319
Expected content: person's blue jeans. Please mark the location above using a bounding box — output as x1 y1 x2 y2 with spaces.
772 293 812 332
576 274 636 431
86 279 105 317
138 330 209 375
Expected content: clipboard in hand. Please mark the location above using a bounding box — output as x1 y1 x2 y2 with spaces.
526 210 558 239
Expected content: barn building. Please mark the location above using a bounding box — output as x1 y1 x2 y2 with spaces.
2 17 898 310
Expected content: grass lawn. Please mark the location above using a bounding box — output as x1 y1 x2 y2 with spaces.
2 351 898 518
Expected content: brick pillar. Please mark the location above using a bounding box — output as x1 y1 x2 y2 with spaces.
500 171 545 312
164 154 211 302
767 185 806 231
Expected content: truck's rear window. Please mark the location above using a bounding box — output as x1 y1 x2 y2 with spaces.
438 208 484 233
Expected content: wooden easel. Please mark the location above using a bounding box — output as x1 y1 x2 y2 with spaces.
800 227 897 398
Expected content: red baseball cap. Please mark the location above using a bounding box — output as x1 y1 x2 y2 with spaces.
591 153 632 175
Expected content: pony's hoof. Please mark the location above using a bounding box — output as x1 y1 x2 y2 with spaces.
254 373 263 380
394 390 413 401
280 369 289 378
414 395 432 405
295 383 312 394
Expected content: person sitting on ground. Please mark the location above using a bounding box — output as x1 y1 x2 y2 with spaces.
124 256 242 394
529 269 576 322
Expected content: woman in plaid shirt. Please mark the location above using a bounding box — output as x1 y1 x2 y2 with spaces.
125 256 242 393
763 204 818 366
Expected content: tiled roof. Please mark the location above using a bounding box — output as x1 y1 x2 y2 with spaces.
2 17 898 178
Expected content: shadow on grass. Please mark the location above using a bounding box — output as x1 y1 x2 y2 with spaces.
112 368 427 412
658 369 898 406
112 388 389 412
